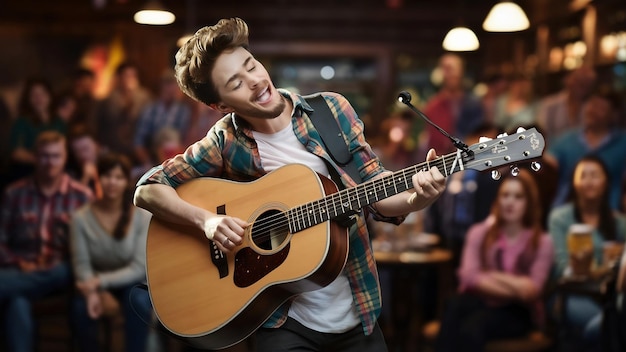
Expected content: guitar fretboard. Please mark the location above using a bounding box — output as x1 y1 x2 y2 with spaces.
287 150 469 233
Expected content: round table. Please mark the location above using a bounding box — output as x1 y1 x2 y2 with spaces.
374 248 454 352
374 248 452 266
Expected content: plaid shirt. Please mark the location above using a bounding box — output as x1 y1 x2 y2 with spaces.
138 90 404 335
0 174 92 269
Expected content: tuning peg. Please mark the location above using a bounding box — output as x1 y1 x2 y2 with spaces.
510 165 520 176
516 127 527 133
491 170 502 180
497 133 509 138
479 136 492 143
531 161 541 172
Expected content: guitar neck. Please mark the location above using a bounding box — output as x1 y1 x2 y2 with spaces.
288 150 470 233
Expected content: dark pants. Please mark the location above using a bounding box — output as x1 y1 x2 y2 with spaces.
255 317 388 352
72 283 153 352
435 293 532 352
0 263 71 352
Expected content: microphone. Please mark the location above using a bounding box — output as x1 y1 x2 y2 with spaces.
397 91 412 105
397 91 473 157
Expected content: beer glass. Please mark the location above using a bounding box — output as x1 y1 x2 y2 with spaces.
567 224 594 277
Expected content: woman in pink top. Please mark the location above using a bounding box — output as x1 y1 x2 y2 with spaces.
435 170 554 352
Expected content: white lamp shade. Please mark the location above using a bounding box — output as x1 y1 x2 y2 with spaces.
134 1 176 25
442 27 480 51
483 2 530 32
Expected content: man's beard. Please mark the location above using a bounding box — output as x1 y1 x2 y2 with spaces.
238 94 287 120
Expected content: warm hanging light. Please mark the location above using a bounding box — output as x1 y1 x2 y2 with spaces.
483 1 530 32
134 1 176 25
442 27 480 51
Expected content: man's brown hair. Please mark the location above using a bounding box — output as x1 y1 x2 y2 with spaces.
35 130 66 153
174 17 250 106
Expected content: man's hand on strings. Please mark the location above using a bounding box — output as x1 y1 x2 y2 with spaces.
203 215 248 252
407 148 446 209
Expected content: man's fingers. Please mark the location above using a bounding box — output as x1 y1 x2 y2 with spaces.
426 148 438 161
415 172 439 197
429 166 446 190
233 217 250 229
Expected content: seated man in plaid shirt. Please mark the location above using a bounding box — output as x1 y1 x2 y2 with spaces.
0 131 92 352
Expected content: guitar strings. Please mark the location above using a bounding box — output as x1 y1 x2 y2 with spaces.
246 133 523 242
247 151 482 241
248 155 459 242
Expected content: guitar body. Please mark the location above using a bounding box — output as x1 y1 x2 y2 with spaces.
146 164 349 349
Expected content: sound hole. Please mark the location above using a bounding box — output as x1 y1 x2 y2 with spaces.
251 209 289 250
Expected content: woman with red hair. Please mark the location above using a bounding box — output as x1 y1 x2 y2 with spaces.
436 170 554 352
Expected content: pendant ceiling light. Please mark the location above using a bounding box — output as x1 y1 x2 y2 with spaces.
134 0 176 25
482 1 530 32
442 27 480 51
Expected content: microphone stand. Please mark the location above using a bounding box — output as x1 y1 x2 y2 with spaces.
397 91 474 158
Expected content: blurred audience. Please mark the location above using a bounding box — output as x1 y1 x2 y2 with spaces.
70 68 98 133
95 62 151 163
133 70 190 169
545 90 626 209
548 156 626 350
8 78 67 184
54 90 77 125
70 152 152 352
152 127 184 164
435 170 554 352
373 109 422 171
183 99 224 147
493 73 538 134
622 177 626 215
422 53 484 155
607 246 626 351
66 125 102 198
0 95 12 193
0 131 92 352
481 73 509 124
537 67 597 144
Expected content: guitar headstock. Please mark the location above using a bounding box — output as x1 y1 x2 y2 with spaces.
465 127 545 173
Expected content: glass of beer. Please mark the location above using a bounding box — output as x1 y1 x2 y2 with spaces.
567 224 594 277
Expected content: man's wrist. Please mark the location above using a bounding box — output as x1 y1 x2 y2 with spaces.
407 192 418 207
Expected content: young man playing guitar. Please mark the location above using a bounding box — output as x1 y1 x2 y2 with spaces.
134 17 446 352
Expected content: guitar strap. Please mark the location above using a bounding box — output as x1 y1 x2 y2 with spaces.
304 94 363 185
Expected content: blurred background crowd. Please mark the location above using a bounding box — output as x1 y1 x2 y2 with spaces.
1 0 626 351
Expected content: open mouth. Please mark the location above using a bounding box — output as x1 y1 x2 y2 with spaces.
254 86 271 104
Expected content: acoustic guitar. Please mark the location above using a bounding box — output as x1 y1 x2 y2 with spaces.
145 128 545 349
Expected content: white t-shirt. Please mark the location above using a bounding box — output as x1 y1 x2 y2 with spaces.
252 121 360 333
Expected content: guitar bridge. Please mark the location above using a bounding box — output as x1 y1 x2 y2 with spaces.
210 241 229 278
211 204 229 278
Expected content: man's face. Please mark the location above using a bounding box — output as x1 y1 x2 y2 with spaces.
582 96 613 129
30 84 52 115
70 136 98 164
567 67 596 99
36 141 67 180
439 55 463 90
210 47 285 120
74 76 95 98
117 67 139 92
160 79 182 103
